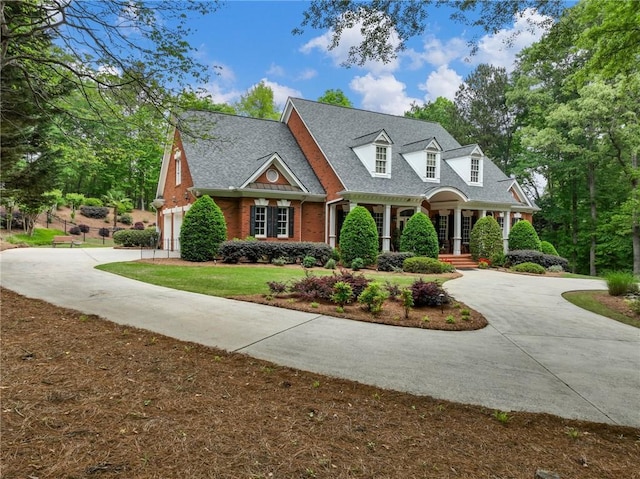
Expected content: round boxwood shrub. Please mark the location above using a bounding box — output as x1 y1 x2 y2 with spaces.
180 195 228 262
399 212 439 258
511 262 545 274
339 206 379 267
540 240 559 256
508 220 541 252
98 227 110 238
469 216 503 261
403 256 447 274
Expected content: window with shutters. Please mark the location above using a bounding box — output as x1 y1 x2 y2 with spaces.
250 202 294 239
254 206 267 237
277 207 289 238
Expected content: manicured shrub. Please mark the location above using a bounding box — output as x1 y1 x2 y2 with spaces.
218 241 332 264
511 262 546 274
324 258 336 269
403 256 448 274
82 197 103 207
133 221 145 230
80 206 109 219
410 278 449 307
331 281 353 307
506 250 569 270
606 271 638 296
180 195 227 262
98 227 110 238
118 213 133 225
351 257 364 271
113 228 159 247
508 220 541 252
69 226 81 235
469 216 503 261
358 282 388 314
377 251 415 272
302 256 316 268
78 224 90 233
540 240 559 256
399 212 439 258
339 206 379 267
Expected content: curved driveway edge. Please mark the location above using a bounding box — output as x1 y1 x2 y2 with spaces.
1 248 638 427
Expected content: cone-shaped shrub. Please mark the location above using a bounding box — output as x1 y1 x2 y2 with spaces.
469 216 503 261
508 220 541 252
399 212 439 258
339 206 379 267
180 195 227 262
540 240 559 256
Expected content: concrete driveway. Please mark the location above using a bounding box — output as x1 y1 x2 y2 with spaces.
1 248 638 427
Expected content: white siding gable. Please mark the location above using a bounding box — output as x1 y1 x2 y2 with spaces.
352 132 392 179
446 146 484 186
402 139 441 183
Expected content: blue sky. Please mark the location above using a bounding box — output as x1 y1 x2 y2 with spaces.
185 1 553 115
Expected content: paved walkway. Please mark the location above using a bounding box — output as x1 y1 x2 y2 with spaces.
1 248 638 427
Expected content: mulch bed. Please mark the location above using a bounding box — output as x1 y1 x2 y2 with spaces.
2 287 639 479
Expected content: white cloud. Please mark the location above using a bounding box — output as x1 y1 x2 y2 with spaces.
267 63 285 77
203 82 242 105
470 8 552 72
296 68 318 81
212 62 236 83
349 73 420 115
405 35 468 69
300 18 400 74
259 78 302 110
418 65 463 102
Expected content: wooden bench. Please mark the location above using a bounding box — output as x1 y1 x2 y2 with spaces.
52 235 82 248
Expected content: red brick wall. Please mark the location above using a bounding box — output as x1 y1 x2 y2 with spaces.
254 168 291 186
161 130 194 208
286 109 343 201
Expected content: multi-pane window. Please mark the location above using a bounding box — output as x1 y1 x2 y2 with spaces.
470 156 480 183
462 216 472 244
375 146 387 174
438 215 449 245
254 206 267 237
426 151 437 179
372 212 384 237
277 207 289 237
496 215 504 229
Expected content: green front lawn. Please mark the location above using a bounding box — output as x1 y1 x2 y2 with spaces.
96 262 444 298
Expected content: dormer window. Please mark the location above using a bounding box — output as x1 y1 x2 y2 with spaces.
470 154 481 183
426 149 438 179
375 145 388 174
351 130 393 179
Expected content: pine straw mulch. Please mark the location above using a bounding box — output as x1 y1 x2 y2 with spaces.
2 287 639 479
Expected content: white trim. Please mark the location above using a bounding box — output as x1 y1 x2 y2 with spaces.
254 198 269 206
277 199 291 207
424 187 469 202
240 153 309 192
156 124 178 199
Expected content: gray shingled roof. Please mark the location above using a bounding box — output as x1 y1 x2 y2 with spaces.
289 98 522 206
177 110 324 195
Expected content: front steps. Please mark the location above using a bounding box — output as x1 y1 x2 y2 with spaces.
439 254 479 270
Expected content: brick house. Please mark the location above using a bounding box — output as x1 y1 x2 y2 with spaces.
155 98 537 256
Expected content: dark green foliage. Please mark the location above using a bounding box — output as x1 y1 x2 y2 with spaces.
133 222 145 230
98 228 110 238
78 224 90 233
490 251 506 267
399 212 439 258
180 196 227 262
113 228 159 247
540 241 559 256
219 241 333 265
69 226 81 235
80 206 109 219
511 262 546 274
377 251 415 271
469 216 503 261
339 206 379 267
351 257 364 271
324 258 337 269
410 279 450 307
118 213 133 225
506 250 569 270
508 220 541 252
403 257 453 274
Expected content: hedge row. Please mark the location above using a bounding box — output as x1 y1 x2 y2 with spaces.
376 252 415 271
113 228 159 247
219 241 333 265
506 249 569 270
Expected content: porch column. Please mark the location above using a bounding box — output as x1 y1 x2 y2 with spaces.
453 206 462 255
349 202 358 211
503 210 511 253
480 210 486 218
328 203 337 248
382 204 392 252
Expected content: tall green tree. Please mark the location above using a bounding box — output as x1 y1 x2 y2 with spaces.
405 97 472 145
339 206 379 267
235 81 280 120
180 195 227 262
399 212 439 258
317 89 353 107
